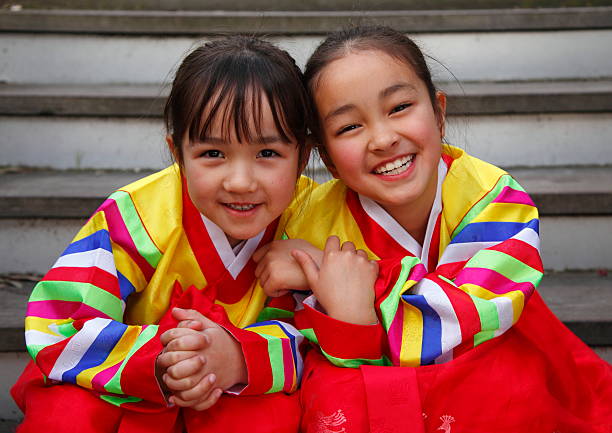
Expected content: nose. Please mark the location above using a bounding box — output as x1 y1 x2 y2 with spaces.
368 121 399 153
222 161 258 194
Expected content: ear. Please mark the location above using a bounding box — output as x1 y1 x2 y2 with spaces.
166 135 179 163
435 91 447 139
317 144 340 179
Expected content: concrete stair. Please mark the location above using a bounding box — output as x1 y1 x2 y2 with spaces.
1 0 611 428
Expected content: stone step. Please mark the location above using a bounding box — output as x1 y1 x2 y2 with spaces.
1 166 611 218
2 31 612 85
0 167 611 273
5 0 612 11
3 112 611 170
3 80 612 117
2 7 612 35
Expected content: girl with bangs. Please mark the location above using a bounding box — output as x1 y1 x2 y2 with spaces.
256 26 612 432
12 36 314 433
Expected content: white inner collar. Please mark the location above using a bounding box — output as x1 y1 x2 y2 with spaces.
358 159 447 269
200 215 266 279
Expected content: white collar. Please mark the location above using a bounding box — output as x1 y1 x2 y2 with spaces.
357 159 447 269
200 215 265 279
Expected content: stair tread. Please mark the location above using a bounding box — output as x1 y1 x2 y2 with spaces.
1 166 611 218
6 0 612 11
2 80 612 117
1 6 612 34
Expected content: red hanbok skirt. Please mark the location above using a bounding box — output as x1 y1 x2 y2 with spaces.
300 293 612 433
11 284 301 433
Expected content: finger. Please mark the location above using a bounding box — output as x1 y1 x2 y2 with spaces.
192 388 224 411
166 355 205 380
172 308 217 329
172 374 217 402
163 371 205 392
341 241 356 252
157 350 200 369
291 249 319 289
160 327 202 346
166 333 209 352
177 319 205 331
356 249 368 258
252 243 271 263
324 236 341 255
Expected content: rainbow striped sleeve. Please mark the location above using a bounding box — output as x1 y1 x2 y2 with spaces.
223 296 305 395
24 190 167 407
378 174 542 366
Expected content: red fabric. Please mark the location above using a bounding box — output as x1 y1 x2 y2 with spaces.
12 283 301 433
300 293 612 433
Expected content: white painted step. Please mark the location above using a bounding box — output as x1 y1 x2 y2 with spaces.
2 112 611 170
2 30 611 85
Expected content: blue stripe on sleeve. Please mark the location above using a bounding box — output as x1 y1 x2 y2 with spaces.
451 219 539 244
246 320 299 367
62 320 126 384
401 294 442 365
61 230 112 256
117 271 136 300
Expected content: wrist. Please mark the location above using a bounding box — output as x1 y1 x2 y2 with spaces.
326 305 377 326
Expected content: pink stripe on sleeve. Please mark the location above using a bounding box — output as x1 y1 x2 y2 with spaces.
454 267 534 297
100 199 155 280
27 300 112 320
492 186 535 207
91 361 122 392
281 338 295 392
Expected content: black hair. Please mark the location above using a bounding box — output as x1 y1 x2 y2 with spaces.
164 35 311 168
304 25 443 143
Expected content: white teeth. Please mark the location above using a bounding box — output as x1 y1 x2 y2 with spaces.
374 155 414 175
226 203 256 211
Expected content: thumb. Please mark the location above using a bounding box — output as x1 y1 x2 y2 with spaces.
172 308 217 329
291 249 319 289
252 243 270 263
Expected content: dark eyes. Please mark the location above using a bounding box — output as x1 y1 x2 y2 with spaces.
337 124 360 135
201 149 223 158
390 103 411 114
257 149 280 158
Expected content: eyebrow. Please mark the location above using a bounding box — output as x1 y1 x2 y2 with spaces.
380 83 417 99
191 135 286 146
323 83 418 124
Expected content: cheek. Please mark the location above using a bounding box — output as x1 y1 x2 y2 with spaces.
326 141 362 173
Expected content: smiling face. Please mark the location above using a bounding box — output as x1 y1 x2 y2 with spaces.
175 94 300 247
314 50 446 232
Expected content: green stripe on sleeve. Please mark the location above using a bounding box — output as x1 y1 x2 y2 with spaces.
104 324 159 395
256 307 294 322
379 256 421 332
257 334 285 394
300 328 318 345
466 249 543 285
30 281 124 321
100 394 142 407
452 175 524 238
110 191 162 268
469 294 500 332
320 348 391 368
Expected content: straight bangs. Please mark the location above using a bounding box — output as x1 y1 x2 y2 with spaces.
186 54 297 146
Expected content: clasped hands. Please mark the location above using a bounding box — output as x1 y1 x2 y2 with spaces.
156 236 379 411
156 308 247 410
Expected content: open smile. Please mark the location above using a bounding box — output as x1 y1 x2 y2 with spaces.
223 202 261 212
372 154 415 176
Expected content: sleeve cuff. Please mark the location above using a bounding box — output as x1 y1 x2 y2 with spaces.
301 295 385 362
119 328 170 406
220 325 275 396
